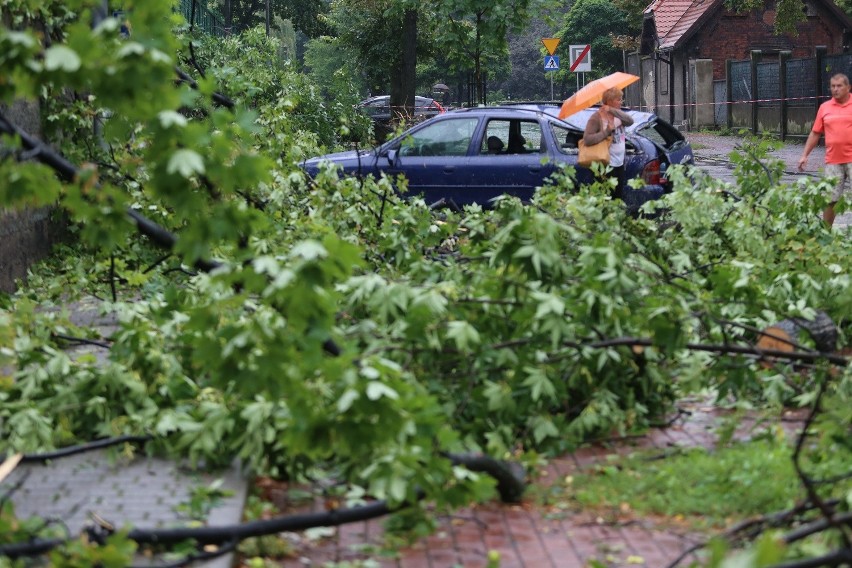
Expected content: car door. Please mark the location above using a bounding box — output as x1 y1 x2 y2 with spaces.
631 116 694 167
463 117 554 205
379 117 479 206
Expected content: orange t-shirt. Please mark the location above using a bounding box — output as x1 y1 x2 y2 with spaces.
813 96 852 164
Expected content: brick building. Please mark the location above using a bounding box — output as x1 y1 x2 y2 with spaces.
627 0 852 127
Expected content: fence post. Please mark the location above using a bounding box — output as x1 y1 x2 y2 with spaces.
779 50 790 141
815 45 827 111
726 59 733 130
750 50 761 134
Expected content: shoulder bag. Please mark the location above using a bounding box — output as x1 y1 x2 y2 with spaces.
577 137 612 168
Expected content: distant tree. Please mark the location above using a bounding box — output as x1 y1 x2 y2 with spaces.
611 0 647 29
490 14 567 102
222 0 329 37
555 0 634 79
723 0 828 34
272 15 297 62
304 35 371 97
328 0 437 119
435 0 546 104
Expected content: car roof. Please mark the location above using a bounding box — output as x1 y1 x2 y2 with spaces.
429 105 595 133
439 105 561 120
448 104 659 132
540 106 657 132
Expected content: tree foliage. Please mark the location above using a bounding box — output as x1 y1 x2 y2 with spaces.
0 1 851 565
555 0 635 79
221 0 330 37
434 0 547 102
723 0 809 35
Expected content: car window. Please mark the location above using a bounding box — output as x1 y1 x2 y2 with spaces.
481 120 509 154
479 119 543 155
362 99 389 117
551 123 582 155
518 121 543 153
397 118 478 157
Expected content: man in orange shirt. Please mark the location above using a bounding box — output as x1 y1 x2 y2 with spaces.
798 73 852 227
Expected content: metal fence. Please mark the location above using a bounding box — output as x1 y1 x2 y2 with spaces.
616 51 852 135
726 52 852 136
176 0 225 37
756 61 779 107
822 54 852 89
730 60 751 101
787 58 816 107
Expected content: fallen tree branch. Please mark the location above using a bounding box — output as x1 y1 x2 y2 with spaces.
768 547 852 568
174 66 234 109
792 376 852 548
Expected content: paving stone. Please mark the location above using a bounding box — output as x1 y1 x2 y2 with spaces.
260 402 810 567
1 449 248 567
2 298 250 567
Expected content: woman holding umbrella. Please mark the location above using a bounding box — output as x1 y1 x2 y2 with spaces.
582 87 634 200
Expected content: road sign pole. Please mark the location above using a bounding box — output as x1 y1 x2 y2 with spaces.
541 37 561 101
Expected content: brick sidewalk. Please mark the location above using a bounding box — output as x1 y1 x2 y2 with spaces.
270 401 807 568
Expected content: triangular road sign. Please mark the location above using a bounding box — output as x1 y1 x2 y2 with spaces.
541 38 560 56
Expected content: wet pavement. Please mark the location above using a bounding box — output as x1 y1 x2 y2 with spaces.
687 132 851 228
270 400 807 568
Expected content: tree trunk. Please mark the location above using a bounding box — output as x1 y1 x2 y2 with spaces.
475 11 483 104
401 9 417 117
757 311 839 354
390 8 417 125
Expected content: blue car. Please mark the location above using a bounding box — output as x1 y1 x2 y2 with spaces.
303 105 694 209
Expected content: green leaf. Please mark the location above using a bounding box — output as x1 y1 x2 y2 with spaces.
530 415 559 443
158 110 188 128
522 366 556 402
43 45 80 71
167 149 205 177
366 381 399 401
446 320 480 352
337 388 359 411
290 240 327 261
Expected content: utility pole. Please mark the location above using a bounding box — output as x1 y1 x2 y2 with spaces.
265 0 270 36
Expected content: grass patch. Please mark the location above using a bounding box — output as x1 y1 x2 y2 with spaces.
555 438 821 529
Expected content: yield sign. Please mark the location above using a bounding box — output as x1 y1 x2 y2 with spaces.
541 37 560 56
569 44 591 72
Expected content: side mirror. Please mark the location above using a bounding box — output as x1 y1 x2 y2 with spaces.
387 149 399 166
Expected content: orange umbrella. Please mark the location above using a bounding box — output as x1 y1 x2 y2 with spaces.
558 72 640 119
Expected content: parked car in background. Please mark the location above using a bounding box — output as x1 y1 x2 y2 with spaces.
304 104 693 211
357 95 445 141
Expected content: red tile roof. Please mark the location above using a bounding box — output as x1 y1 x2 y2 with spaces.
645 0 720 49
